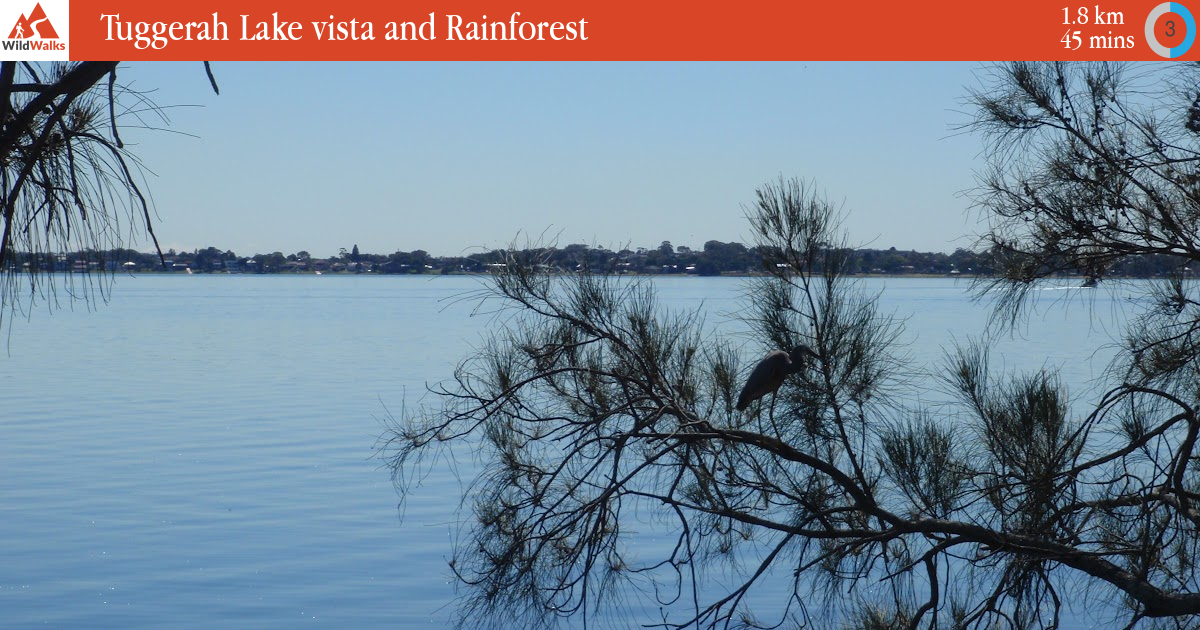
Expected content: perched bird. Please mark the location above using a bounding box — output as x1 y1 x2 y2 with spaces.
735 344 819 411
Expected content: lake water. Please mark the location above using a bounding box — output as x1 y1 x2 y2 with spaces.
0 275 1136 627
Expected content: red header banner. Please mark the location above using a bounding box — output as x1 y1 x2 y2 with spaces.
2 0 1198 60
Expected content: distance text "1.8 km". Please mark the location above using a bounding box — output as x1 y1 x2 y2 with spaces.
1064 6 1125 24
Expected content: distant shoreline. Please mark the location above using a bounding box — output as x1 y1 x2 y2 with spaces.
18 243 1190 278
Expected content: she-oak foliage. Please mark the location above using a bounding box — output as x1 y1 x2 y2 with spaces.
384 62 1200 629
0 61 217 324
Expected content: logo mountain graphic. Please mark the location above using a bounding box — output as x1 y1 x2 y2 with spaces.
7 3 58 39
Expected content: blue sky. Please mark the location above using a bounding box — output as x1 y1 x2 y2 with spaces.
117 62 987 258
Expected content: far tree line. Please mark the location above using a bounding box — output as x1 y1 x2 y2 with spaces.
6 240 1196 278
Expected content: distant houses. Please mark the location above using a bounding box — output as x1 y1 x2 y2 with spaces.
6 244 1197 279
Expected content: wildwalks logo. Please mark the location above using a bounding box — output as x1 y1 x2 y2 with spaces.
8 2 59 40
2 0 68 59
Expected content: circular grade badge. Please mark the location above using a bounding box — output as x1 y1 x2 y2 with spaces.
1146 2 1196 57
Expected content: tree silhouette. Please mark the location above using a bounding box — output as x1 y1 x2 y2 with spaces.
383 64 1200 629
0 61 217 322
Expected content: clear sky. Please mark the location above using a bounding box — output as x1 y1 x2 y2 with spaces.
116 62 988 258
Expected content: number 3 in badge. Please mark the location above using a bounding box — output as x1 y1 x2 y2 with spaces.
1146 2 1196 57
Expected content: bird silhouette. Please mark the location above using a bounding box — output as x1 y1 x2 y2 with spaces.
735 344 818 411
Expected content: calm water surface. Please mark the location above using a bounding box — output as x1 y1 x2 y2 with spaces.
0 275 1136 627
